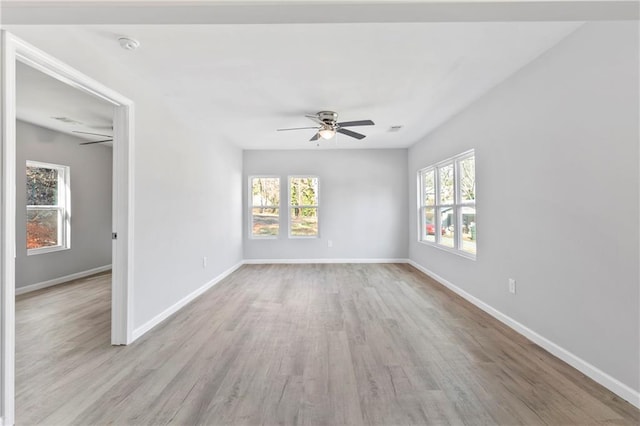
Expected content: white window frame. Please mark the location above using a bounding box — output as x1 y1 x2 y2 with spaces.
249 175 281 239
26 160 71 255
288 175 320 239
418 150 475 259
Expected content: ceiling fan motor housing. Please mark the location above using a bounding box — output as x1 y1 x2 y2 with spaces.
318 111 338 126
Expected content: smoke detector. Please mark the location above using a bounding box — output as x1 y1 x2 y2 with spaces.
118 37 140 51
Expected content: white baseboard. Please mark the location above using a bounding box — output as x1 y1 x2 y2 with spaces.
132 261 244 341
15 264 112 296
407 260 640 410
243 258 409 264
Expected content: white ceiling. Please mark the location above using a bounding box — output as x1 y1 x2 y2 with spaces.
16 61 114 145
6 1 616 149
7 21 582 149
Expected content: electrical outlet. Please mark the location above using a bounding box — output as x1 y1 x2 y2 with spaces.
202 257 207 268
328 240 333 248
508 278 516 294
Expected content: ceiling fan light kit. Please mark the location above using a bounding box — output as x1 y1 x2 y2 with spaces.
277 110 375 142
318 128 336 139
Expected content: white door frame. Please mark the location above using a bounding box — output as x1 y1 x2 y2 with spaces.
0 31 135 425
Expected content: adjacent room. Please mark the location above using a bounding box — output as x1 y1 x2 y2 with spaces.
14 61 115 422
0 1 638 425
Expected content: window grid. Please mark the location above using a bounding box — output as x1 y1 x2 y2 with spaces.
26 160 71 255
249 176 281 239
419 151 475 257
288 176 319 238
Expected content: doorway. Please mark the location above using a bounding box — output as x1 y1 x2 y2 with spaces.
1 31 134 425
16 61 114 292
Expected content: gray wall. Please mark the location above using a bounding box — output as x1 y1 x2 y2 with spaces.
408 22 639 393
244 149 408 260
16 120 112 288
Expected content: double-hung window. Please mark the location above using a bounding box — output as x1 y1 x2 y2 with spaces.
250 176 281 238
289 176 319 237
26 160 71 255
419 150 476 256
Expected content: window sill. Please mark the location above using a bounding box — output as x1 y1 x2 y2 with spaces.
418 240 476 261
27 245 70 256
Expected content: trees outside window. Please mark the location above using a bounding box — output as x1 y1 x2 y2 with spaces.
419 151 475 256
250 177 280 238
289 176 319 237
26 161 70 254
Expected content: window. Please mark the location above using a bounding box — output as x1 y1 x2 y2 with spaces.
250 176 280 238
289 176 319 237
419 151 476 256
26 161 70 255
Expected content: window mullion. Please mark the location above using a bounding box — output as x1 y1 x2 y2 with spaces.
454 160 460 250
419 172 424 241
434 166 440 244
57 206 63 247
26 205 58 210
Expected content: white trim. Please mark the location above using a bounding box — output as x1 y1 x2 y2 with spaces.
111 104 135 346
131 262 243 342
15 265 111 296
417 240 476 261
243 258 410 264
0 30 17 426
407 259 640 409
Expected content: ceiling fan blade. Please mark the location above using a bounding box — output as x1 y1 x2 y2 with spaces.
277 126 320 131
73 130 112 138
337 128 366 140
305 114 325 125
337 120 375 127
309 133 320 141
80 139 113 145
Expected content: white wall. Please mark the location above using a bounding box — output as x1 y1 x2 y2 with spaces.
132 108 243 327
244 149 408 261
408 21 639 395
15 121 112 288
6 32 245 333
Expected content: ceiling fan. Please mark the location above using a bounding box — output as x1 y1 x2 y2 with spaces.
277 111 374 141
73 130 113 145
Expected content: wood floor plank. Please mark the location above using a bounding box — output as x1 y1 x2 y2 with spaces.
15 264 640 425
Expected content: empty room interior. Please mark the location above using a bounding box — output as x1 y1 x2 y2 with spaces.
1 1 639 425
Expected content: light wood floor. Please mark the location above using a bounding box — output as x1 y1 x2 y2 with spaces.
16 264 639 425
